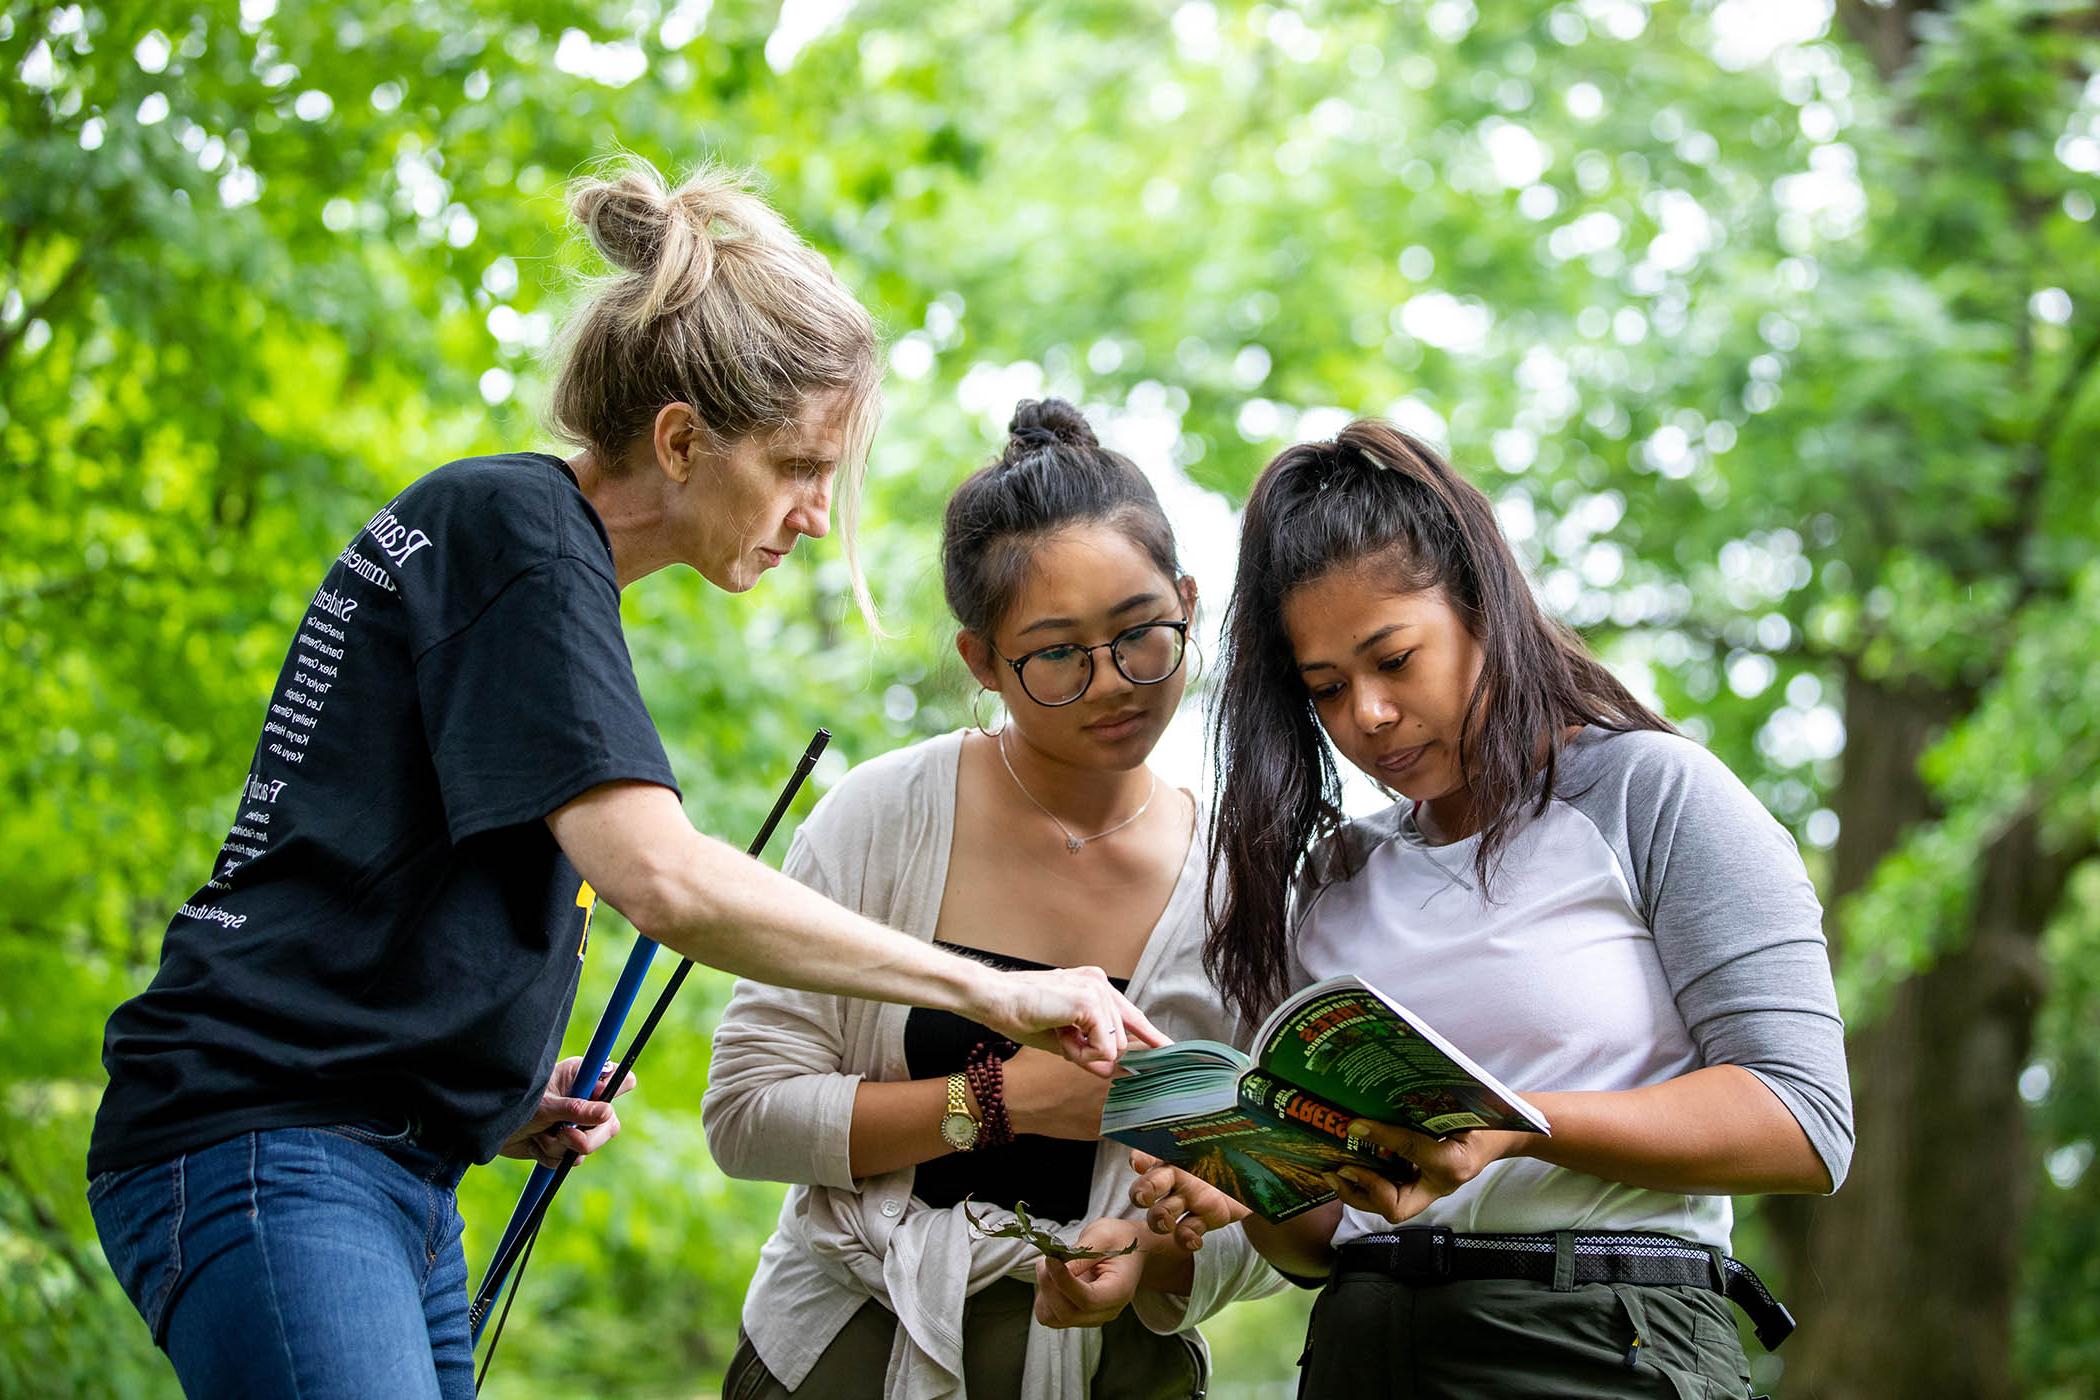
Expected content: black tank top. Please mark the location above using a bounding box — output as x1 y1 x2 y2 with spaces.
902 942 1130 1223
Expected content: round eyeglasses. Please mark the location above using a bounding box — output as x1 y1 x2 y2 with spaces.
998 619 1190 708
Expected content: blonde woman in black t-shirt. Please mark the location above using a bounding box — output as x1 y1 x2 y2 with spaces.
86 160 1159 1400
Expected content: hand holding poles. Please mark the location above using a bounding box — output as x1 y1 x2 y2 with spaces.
473 932 658 1308
467 729 831 1364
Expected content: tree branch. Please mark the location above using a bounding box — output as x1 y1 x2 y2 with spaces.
2035 319 2100 464
1836 0 1944 83
2001 319 2100 613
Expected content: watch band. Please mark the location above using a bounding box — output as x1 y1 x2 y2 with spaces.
939 1071 981 1151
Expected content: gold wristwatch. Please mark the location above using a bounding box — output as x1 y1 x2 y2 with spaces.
938 1071 981 1151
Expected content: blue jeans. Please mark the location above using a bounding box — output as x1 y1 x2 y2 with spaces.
87 1124 475 1399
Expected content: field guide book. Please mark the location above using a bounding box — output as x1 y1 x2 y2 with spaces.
1101 975 1551 1221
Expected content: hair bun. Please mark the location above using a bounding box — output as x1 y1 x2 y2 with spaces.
569 159 800 328
571 170 673 277
1006 398 1099 456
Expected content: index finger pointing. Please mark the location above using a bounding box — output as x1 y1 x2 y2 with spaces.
1059 1025 1115 1077
1117 996 1168 1049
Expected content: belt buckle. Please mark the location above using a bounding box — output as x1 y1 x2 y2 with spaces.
1388 1226 1454 1280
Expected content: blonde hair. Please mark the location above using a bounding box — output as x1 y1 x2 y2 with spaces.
549 156 883 625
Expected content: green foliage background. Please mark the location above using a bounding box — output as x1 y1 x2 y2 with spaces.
4 1 2096 1395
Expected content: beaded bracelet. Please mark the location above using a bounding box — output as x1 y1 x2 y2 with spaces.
965 1040 1017 1148
961 1056 994 1149
962 1049 1004 1148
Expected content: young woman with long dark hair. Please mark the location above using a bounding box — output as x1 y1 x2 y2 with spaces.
704 400 1280 1400
1048 421 1852 1396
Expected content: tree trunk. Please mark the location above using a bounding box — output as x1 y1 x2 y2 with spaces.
1765 672 2056 1398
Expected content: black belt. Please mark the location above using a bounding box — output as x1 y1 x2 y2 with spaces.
1335 1227 1796 1351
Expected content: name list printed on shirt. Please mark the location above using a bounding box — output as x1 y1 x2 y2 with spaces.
201 771 289 898
192 502 437 916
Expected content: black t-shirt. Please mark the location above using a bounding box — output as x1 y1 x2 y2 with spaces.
903 942 1130 1224
88 453 678 1178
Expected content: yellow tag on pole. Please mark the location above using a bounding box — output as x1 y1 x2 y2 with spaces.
575 881 596 959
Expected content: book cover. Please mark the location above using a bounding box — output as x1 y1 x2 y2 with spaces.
1101 976 1549 1221
1252 980 1550 1136
1110 1106 1395 1223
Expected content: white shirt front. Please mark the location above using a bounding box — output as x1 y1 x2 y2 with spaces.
1293 798 1734 1250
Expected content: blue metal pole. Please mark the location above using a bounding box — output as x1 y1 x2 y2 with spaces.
471 929 657 1343
468 729 831 1355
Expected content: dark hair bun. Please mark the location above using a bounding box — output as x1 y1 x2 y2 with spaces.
1005 398 1099 458
944 396 1181 636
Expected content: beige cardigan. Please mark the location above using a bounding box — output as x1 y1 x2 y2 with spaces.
703 731 1283 1399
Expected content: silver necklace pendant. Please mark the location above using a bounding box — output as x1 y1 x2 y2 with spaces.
998 728 1156 855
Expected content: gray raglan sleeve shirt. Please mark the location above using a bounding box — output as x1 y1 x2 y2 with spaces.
1558 727 1855 1191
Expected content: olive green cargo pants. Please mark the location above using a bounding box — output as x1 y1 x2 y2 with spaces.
1296 1272 1755 1399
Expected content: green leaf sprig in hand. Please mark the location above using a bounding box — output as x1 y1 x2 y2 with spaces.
962 1197 1139 1263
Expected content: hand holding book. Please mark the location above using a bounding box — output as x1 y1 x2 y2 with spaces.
1323 1118 1528 1224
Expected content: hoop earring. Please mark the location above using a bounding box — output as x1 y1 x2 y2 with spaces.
972 687 1006 737
1187 635 1207 687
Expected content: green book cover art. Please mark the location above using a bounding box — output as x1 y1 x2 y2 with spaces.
1106 1066 1418 1223
1109 1107 1380 1223
1253 984 1549 1136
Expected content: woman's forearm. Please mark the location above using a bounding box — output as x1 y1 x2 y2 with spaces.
1514 1064 1830 1195
1241 1204 1342 1280
669 839 994 1007
848 1078 976 1179
549 783 998 1014
1134 1226 1198 1294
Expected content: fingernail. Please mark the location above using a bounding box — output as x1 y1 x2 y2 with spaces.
1347 1120 1373 1137
1339 1168 1365 1185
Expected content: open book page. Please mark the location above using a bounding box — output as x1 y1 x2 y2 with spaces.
1097 1040 1250 1130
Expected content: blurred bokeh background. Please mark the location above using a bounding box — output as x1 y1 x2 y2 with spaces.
6 0 2099 1395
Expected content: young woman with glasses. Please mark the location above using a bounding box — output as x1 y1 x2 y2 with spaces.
705 399 1282 1400
84 165 1159 1400
1052 422 1853 1397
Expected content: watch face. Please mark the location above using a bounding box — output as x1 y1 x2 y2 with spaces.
940 1112 980 1150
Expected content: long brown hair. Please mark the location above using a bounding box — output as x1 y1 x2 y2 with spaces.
1205 421 1672 1022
